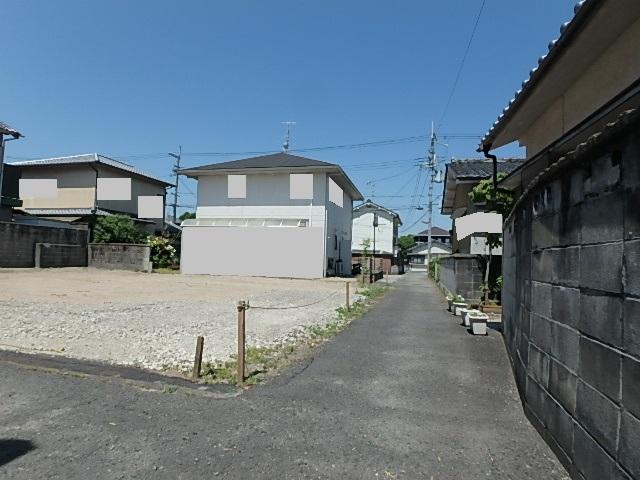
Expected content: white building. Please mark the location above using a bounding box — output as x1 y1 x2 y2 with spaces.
406 241 452 270
179 153 363 278
351 200 401 274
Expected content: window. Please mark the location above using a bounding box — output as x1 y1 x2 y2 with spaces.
290 174 313 199
227 175 246 199
328 177 343 207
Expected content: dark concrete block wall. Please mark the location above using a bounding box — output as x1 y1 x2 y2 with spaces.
439 254 500 301
502 127 640 480
0 221 88 267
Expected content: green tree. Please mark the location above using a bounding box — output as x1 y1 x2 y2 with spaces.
178 211 196 221
396 235 415 260
468 174 514 303
93 214 145 244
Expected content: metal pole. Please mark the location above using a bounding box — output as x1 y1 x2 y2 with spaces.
170 146 182 223
0 135 5 202
237 300 246 385
426 122 436 272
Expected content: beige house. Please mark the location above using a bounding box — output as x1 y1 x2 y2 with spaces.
12 154 172 233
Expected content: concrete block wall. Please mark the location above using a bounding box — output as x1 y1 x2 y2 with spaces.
438 254 488 301
88 243 152 272
0 221 88 267
502 127 640 480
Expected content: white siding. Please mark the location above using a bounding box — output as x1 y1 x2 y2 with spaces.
351 212 394 254
181 226 324 278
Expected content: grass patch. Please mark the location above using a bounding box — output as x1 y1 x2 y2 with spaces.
198 282 390 386
153 267 180 274
162 384 178 394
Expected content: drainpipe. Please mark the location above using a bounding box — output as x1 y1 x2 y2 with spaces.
482 142 499 195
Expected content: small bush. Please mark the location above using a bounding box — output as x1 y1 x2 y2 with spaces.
93 214 145 243
147 236 176 268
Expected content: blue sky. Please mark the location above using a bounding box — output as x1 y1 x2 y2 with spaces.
2 0 575 232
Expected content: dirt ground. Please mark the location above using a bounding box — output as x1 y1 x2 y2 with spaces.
0 268 356 371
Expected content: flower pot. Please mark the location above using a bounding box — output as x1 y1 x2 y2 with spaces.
452 302 467 316
447 299 453 312
480 304 502 314
467 311 489 335
458 308 472 326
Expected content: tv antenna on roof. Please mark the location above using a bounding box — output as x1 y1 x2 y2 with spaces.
281 121 296 152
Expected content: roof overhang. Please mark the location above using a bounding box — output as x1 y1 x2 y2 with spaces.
480 0 640 152
181 164 364 201
441 165 483 216
353 201 402 225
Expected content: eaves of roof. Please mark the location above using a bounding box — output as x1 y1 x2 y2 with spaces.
479 0 601 152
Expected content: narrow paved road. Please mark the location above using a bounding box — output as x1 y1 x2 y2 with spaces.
0 273 568 479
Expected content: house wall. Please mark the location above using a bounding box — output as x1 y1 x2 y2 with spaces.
180 226 325 278
438 254 497 301
352 212 394 254
19 164 166 229
501 120 640 480
325 186 352 275
521 15 640 158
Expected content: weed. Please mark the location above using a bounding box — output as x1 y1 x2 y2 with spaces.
162 384 178 394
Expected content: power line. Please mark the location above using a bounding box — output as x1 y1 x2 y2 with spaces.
437 0 487 130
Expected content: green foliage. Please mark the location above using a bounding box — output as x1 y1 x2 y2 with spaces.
468 173 514 217
428 255 441 279
147 236 176 268
178 211 196 221
93 214 145 244
397 235 416 258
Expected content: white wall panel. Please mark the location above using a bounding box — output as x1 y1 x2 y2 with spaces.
180 226 325 278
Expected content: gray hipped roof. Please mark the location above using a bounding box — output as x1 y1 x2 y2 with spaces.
416 226 450 237
11 153 173 187
180 152 363 201
447 159 525 179
180 152 335 172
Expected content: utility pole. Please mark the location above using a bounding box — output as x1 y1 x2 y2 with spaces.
426 122 437 271
168 146 182 222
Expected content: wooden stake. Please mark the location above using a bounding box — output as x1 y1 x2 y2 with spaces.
192 336 204 379
237 300 246 385
346 282 350 311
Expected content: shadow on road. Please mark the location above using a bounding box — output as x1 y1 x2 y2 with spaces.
0 439 35 467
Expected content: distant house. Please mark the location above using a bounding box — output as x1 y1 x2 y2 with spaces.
11 154 172 233
351 200 402 274
412 226 450 245
438 158 524 300
406 241 451 271
179 152 363 278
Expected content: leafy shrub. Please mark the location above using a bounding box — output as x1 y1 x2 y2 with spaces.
93 215 145 243
147 236 176 268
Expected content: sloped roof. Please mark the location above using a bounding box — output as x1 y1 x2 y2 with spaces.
0 122 22 138
180 152 363 201
416 226 450 237
407 241 451 255
353 199 402 225
10 153 172 187
180 152 335 172
448 159 525 179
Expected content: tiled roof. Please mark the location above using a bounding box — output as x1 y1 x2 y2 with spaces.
480 0 598 150
0 122 22 138
18 207 114 216
353 199 402 225
416 226 450 236
180 152 336 172
448 159 525 179
10 154 172 187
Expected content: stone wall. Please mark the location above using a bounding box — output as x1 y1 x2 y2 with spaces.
88 243 152 272
0 221 88 268
502 112 640 480
439 254 498 301
35 243 87 268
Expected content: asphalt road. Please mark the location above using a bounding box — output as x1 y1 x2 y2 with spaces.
0 273 568 479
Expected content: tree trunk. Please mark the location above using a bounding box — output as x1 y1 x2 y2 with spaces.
484 250 492 304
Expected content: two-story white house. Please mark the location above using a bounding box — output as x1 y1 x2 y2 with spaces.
179 152 363 278
351 200 402 274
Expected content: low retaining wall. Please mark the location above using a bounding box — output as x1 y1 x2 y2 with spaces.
0 221 88 268
35 243 87 268
88 243 152 272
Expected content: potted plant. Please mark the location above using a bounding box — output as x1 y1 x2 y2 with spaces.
451 295 467 316
467 310 489 335
479 300 502 314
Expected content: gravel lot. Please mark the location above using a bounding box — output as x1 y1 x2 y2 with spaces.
0 268 357 371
